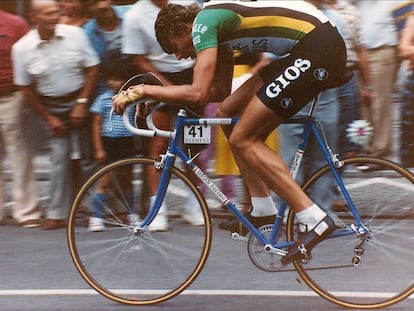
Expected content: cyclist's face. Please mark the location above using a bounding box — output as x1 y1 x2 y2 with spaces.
169 33 196 60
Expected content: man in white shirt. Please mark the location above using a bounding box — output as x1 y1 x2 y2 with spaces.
12 0 100 230
356 1 402 158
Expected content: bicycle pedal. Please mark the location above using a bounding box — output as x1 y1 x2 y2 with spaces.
300 252 312 264
231 232 248 242
296 243 312 263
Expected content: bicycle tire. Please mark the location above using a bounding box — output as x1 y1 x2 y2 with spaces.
67 157 212 305
285 156 414 309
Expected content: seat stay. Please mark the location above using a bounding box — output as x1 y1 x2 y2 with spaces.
310 122 365 226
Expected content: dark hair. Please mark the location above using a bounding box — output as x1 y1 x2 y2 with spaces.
155 3 200 54
103 63 130 82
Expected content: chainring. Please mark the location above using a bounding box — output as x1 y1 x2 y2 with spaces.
247 224 293 272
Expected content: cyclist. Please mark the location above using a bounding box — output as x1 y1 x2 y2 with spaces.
112 0 347 263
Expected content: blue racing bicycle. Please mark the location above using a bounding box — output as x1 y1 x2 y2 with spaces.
67 73 414 309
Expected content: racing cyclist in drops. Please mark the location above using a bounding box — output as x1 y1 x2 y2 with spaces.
112 0 348 264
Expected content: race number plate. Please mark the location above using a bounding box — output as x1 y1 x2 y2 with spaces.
184 125 211 144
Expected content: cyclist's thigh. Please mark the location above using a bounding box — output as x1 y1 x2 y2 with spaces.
218 74 263 117
230 95 283 144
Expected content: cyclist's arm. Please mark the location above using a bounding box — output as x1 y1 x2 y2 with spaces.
141 47 220 108
208 45 233 102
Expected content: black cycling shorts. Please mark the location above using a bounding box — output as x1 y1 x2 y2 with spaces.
257 22 347 121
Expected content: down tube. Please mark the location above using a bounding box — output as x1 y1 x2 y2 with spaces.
175 147 231 205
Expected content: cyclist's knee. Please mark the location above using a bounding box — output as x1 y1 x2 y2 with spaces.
216 104 233 118
228 131 249 153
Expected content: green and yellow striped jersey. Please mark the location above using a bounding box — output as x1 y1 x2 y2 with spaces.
192 0 330 56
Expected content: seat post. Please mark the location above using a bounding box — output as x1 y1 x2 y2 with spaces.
306 93 321 117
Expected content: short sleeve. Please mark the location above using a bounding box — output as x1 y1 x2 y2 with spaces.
122 12 144 54
77 28 100 68
90 92 109 114
192 9 240 53
12 40 31 86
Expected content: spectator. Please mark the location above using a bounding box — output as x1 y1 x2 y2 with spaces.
59 0 89 27
0 6 42 228
75 0 135 201
323 0 371 159
356 1 402 158
83 0 134 96
59 0 95 208
122 0 204 231
398 12 414 167
12 0 100 230
88 64 139 232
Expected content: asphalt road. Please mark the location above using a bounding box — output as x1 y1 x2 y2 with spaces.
1 219 414 311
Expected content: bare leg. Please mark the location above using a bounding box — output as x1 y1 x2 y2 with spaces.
217 75 272 199
228 95 313 212
221 75 335 263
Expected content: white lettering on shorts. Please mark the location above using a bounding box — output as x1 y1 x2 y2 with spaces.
265 58 312 99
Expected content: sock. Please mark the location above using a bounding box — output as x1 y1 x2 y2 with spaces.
250 196 276 217
295 204 327 232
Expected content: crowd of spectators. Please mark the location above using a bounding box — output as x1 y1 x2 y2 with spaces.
0 0 412 230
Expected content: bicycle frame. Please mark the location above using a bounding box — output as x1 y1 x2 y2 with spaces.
129 100 369 255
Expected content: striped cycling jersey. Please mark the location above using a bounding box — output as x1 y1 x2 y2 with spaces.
192 0 330 57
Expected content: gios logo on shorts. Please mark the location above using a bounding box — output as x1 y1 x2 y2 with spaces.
265 58 312 99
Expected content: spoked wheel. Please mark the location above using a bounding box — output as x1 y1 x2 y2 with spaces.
67 157 212 305
286 156 414 309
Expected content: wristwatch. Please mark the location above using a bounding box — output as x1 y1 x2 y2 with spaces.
76 98 88 104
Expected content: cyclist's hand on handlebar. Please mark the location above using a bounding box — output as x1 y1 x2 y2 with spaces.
112 84 145 114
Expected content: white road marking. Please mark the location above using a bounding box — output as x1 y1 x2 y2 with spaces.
0 289 412 299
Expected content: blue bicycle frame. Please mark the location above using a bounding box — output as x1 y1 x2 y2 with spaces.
138 101 369 253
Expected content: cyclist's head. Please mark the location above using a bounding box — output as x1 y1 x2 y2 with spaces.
155 3 200 55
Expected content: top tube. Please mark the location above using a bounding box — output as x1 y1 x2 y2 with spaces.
118 72 321 137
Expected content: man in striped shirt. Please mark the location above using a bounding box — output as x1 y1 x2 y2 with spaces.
113 0 348 263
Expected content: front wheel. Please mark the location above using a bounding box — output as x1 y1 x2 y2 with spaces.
67 157 212 305
286 156 414 309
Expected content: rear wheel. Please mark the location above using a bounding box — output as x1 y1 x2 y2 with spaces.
67 157 212 305
286 156 414 309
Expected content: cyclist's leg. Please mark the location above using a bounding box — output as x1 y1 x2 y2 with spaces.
217 74 277 225
217 75 274 201
236 22 345 261
229 97 313 210
229 94 336 264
